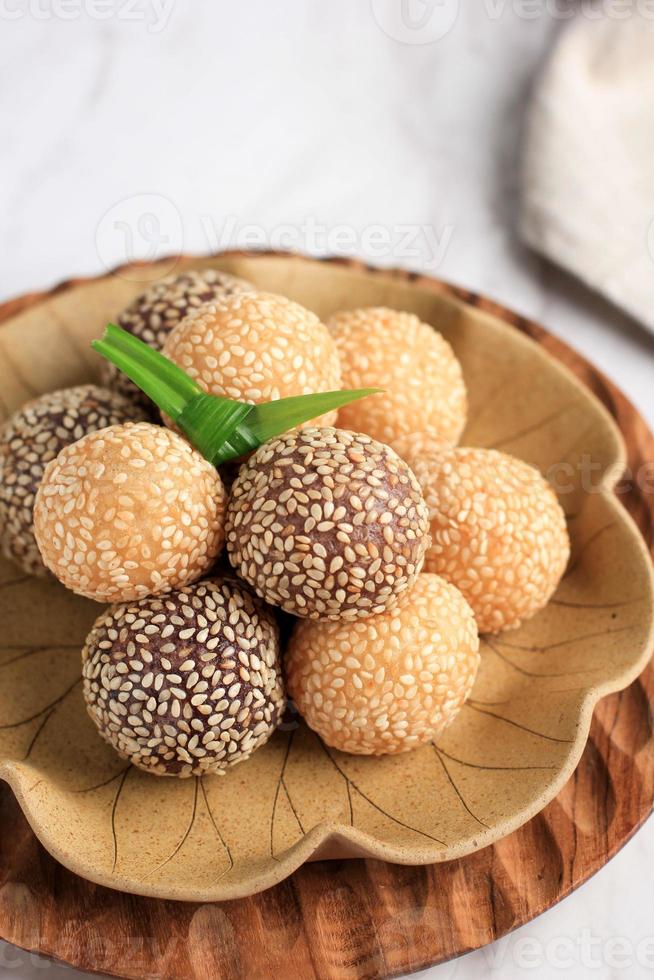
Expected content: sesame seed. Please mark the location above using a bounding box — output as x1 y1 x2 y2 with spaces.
81 575 284 777
162 292 341 432
99 269 255 407
0 385 150 576
327 307 467 450
393 441 570 633
33 423 227 603
226 427 429 621
286 574 480 755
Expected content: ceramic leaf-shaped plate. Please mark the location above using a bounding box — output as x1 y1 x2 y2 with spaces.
0 254 652 902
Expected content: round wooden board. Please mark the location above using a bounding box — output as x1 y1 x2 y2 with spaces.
0 255 653 980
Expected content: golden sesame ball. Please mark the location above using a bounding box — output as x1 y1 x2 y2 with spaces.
327 307 467 447
392 431 452 463
82 576 285 777
286 573 479 755
0 385 149 577
226 427 430 620
406 445 570 633
162 291 342 427
33 422 226 603
102 269 254 413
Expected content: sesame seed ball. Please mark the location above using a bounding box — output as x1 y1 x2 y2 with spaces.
162 292 342 427
82 576 285 777
226 427 430 620
286 573 479 755
403 445 570 633
33 422 227 603
0 385 149 576
327 307 467 447
101 269 254 411
392 431 452 464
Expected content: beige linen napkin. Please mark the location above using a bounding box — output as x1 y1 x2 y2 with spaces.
520 14 654 331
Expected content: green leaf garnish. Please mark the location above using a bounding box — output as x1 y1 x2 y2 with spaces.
244 390 378 444
92 324 380 467
93 323 202 419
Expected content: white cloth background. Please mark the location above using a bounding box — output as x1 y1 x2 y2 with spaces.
1 3 654 979
521 11 654 333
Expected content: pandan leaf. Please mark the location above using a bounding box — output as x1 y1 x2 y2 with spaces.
207 388 380 467
92 324 381 467
92 324 202 419
244 389 380 444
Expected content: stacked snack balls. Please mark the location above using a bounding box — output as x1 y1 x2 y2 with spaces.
396 440 570 633
328 307 467 450
225 427 430 620
0 385 149 576
102 268 254 411
286 574 480 754
82 576 284 776
0 276 576 775
163 292 342 427
34 422 227 602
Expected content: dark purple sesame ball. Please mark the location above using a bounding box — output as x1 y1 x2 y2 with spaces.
226 427 431 621
0 385 149 576
82 576 285 778
101 268 255 411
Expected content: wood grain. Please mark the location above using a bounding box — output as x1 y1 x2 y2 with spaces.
0 254 653 979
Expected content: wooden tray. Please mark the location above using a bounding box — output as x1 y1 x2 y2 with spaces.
0 255 652 979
